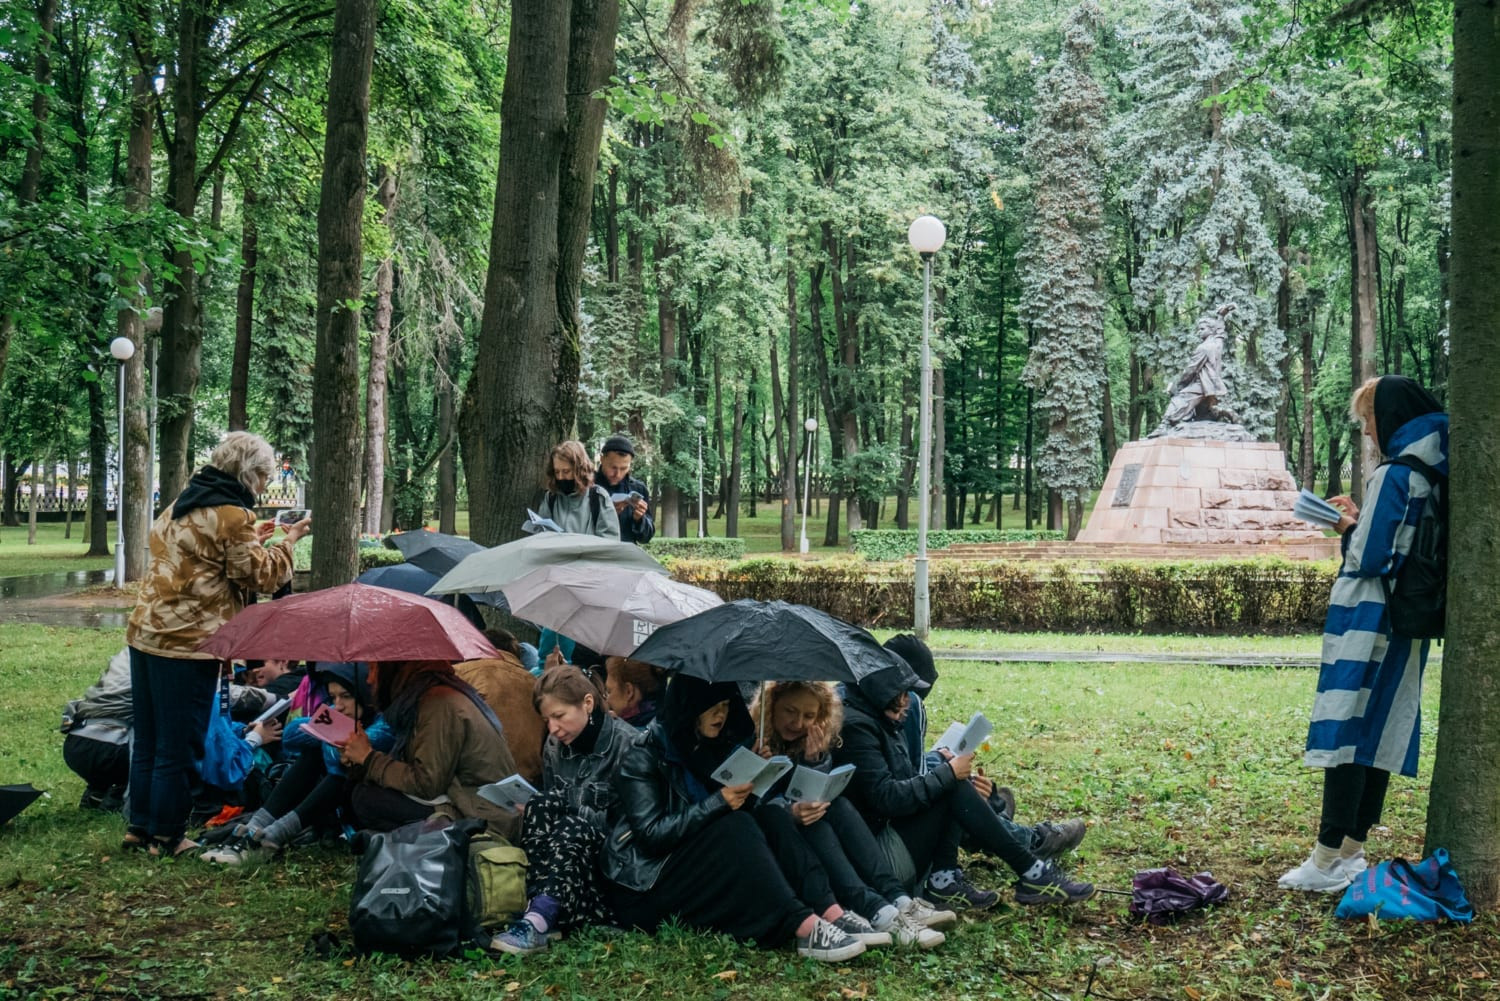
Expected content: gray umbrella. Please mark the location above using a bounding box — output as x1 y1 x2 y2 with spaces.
500 564 723 657
384 531 486 576
428 532 666 598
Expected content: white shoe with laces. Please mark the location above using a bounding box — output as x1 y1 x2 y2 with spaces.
882 909 945 949
901 896 957 930
1277 853 1352 893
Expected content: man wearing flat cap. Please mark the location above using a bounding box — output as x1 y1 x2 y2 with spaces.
595 434 655 545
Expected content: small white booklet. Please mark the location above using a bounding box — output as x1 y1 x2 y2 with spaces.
478 774 539 812
932 712 993 756
301 705 355 747
713 746 794 798
251 697 291 726
522 509 563 534
1293 489 1343 529
609 490 644 506
786 763 856 804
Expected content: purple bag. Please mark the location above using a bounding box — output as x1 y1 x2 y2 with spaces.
1129 867 1229 925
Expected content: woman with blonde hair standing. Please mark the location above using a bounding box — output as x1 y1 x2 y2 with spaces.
1279 375 1448 892
125 431 311 857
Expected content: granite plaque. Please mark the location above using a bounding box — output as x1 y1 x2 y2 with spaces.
1111 463 1143 507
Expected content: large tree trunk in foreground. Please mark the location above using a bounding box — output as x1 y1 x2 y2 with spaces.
362 165 397 535
228 185 258 433
119 60 154 579
458 0 619 547
309 0 377 590
1425 0 1500 910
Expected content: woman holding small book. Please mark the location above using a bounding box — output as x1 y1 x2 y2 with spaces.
752 681 950 949
490 666 635 955
603 676 875 962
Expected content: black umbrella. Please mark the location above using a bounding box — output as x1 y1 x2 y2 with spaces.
0 784 44 826
630 599 918 688
356 563 509 616
384 531 486 576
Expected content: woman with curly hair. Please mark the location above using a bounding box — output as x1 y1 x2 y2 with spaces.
751 682 948 948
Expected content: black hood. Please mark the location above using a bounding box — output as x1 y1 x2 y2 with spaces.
1374 376 1443 456
172 465 257 520
657 675 754 778
884 634 936 692
853 663 919 713
313 661 375 719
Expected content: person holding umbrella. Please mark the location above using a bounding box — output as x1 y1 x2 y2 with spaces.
602 676 873 963
124 431 311 858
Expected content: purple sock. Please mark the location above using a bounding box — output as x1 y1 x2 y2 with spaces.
527 894 562 933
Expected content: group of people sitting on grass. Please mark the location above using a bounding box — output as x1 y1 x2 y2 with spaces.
65 629 1091 963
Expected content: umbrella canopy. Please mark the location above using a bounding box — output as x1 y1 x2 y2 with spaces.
629 599 918 686
384 530 486 576
428 532 666 597
500 564 723 657
357 563 509 614
199 583 499 663
0 784 44 826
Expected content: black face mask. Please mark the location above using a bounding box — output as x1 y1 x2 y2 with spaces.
556 478 576 495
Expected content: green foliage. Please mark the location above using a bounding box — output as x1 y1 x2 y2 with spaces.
850 528 1065 560
645 536 746 560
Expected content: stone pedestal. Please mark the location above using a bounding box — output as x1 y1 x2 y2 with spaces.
1078 438 1327 547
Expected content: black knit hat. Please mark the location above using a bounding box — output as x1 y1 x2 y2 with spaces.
884 634 938 691
601 434 635 457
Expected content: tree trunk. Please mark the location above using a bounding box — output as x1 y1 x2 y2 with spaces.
712 351 727 519
726 389 744 537
931 367 946 530
64 455 77 538
228 185 258 432
87 381 109 555
3 455 19 527
1299 304 1317 488
309 0 377 590
116 55 153 578
781 250 799 551
897 376 914 530
1344 169 1379 504
157 3 204 505
657 240 681 539
362 165 397 535
437 332 458 535
27 455 40 546
1425 0 1500 909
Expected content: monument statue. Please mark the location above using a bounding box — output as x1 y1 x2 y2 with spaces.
1148 303 1253 441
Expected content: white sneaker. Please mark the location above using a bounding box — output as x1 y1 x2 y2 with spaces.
796 917 866 963
832 912 891 947
1277 853 1352 893
885 910 945 949
901 896 958 930
1335 851 1368 878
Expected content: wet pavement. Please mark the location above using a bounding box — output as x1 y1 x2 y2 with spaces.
0 569 114 600
0 569 129 629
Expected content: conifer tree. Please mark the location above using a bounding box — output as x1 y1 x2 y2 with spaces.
1018 2 1109 538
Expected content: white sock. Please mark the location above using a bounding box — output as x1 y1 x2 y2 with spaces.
1023 860 1047 881
893 895 913 910
1339 837 1364 859
873 904 899 929
1312 842 1340 870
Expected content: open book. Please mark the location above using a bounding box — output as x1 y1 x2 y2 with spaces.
785 763 856 804
301 705 355 747
251 696 290 726
713 746 793 799
1293 489 1344 530
932 712 993 757
610 490 644 506
522 508 564 534
478 774 539 812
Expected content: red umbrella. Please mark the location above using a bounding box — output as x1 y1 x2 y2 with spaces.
198 583 499 663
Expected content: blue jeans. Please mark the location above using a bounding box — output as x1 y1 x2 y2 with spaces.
127 649 219 841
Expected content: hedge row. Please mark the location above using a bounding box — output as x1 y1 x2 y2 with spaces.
668 556 1338 633
850 528 1065 561
644 536 747 560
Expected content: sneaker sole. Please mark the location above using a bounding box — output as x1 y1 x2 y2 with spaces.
849 931 892 947
1015 884 1096 906
799 941 867 963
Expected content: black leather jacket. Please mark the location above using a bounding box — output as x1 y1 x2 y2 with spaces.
602 720 732 892
833 685 958 832
541 712 635 832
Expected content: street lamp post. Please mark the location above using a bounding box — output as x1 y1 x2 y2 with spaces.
800 417 818 554
907 214 946 640
108 336 136 587
694 415 707 539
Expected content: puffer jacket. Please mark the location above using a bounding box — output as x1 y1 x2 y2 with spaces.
127 497 295 658
541 712 635 831
833 666 959 832
601 721 731 892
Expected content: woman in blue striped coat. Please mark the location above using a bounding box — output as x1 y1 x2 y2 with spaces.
1279 375 1448 893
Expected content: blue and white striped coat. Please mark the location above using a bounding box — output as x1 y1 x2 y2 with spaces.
1304 411 1449 778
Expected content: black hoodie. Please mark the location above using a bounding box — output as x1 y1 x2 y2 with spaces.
171 465 257 521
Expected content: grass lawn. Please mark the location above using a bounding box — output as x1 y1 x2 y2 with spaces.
0 520 114 578
1 622 1489 1001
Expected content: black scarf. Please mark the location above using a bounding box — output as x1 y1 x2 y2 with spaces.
1373 376 1443 456
172 465 257 520
569 703 607 756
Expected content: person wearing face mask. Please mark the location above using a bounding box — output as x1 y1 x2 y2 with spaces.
535 440 621 541
491 666 635 955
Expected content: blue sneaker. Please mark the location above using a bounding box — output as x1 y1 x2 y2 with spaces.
490 920 552 956
923 870 1000 911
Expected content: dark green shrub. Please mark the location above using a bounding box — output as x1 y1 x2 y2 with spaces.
851 529 1065 561
645 537 746 560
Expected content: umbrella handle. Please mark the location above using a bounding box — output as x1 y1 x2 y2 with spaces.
758 680 768 747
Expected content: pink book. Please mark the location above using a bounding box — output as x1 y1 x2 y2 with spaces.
301 704 355 747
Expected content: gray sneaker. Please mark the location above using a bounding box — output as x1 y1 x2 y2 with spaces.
1014 861 1095 905
796 917 867 963
901 896 958 929
878 909 945 949
1032 819 1087 861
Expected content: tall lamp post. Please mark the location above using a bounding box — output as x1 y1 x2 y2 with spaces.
907 214 945 640
694 415 707 539
800 417 818 554
108 336 136 587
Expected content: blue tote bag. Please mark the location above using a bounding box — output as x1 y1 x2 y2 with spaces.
1335 847 1474 923
197 677 254 789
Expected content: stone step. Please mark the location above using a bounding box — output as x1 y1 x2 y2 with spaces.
931 539 1338 561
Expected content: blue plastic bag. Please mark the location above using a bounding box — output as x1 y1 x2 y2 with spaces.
197 677 254 789
1335 847 1474 923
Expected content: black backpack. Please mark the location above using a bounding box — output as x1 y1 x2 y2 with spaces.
348 818 485 957
1380 455 1447 640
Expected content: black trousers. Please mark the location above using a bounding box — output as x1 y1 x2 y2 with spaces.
349 783 433 832
63 735 129 795
263 752 349 830
770 798 903 918
891 780 1037 877
1318 763 1391 849
606 810 813 947
752 803 838 914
